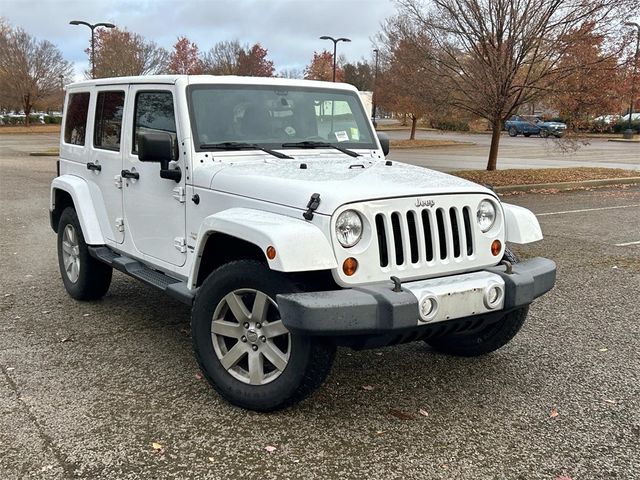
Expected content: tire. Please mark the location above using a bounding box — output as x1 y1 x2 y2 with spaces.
508 127 518 137
191 260 336 411
540 129 549 138
425 247 528 357
57 207 112 300
523 133 531 137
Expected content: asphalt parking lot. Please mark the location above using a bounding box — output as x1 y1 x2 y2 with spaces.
1 135 640 479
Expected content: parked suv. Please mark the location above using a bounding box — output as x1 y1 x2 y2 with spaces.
50 75 556 411
505 115 567 138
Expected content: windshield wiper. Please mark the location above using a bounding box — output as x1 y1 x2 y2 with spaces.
200 142 293 159
281 141 360 158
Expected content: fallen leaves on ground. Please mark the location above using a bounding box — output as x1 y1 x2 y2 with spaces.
362 385 375 391
418 409 429 417
550 408 559 418
265 445 277 453
390 139 468 149
151 442 164 454
195 372 203 380
598 347 608 352
389 409 414 420
554 475 573 480
60 336 74 343
454 167 639 187
603 399 617 405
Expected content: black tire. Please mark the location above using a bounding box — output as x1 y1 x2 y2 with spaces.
540 129 549 138
191 260 335 411
523 132 531 137
425 247 527 357
57 207 112 300
508 127 518 137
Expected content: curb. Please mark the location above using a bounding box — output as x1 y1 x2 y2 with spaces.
607 138 640 143
29 152 59 157
494 177 640 193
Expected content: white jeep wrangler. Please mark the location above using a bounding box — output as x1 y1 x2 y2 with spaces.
50 75 556 411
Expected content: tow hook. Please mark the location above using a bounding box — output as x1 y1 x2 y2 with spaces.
500 260 514 274
390 276 403 292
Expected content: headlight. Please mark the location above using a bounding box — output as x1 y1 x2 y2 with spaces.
477 200 496 232
335 210 363 248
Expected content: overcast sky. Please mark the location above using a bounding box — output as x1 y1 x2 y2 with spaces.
2 0 398 80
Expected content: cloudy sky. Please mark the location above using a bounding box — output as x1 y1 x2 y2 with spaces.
2 0 398 80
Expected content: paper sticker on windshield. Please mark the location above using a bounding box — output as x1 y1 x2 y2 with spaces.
284 126 296 136
335 130 349 142
349 128 360 140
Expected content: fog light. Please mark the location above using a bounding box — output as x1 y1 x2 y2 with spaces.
419 295 438 321
483 284 504 309
491 239 502 256
343 257 358 276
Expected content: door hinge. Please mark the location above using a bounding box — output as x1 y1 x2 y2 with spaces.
174 237 187 253
172 186 186 203
115 218 124 232
114 175 123 189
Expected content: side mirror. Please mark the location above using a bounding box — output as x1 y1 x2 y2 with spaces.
377 132 390 156
138 132 181 182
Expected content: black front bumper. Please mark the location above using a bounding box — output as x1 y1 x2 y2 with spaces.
277 257 556 341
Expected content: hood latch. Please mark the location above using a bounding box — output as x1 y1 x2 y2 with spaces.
303 193 321 221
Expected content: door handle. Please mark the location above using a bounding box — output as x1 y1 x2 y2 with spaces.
87 162 102 171
121 169 139 180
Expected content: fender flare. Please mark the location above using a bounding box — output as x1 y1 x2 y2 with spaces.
188 208 338 288
502 203 543 244
51 175 105 245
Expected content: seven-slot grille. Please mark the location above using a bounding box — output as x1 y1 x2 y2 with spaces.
374 206 475 268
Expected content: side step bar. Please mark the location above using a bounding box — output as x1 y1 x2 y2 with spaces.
88 246 195 305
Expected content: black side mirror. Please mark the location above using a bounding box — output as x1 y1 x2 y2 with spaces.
377 132 390 156
138 132 181 182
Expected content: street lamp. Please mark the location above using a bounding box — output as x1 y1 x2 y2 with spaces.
623 22 639 139
372 48 380 127
319 35 351 82
69 20 116 79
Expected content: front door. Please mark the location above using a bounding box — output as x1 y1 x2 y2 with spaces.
122 85 186 267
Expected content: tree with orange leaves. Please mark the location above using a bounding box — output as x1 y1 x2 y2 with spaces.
168 36 203 75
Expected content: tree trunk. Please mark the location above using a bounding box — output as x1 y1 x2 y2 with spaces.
410 115 417 140
486 119 501 171
23 95 31 127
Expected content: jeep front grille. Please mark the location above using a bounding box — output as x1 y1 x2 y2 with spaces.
374 207 475 267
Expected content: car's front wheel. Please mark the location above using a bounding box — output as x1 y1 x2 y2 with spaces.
540 129 550 138
191 260 335 411
508 127 518 137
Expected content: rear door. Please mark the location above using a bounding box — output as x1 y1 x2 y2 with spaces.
121 85 186 267
89 88 126 243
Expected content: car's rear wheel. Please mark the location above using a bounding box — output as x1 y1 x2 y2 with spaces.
540 129 549 138
425 247 528 357
508 127 518 137
57 207 112 300
191 260 335 411
523 132 531 137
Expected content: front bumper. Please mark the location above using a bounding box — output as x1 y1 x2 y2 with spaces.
277 257 556 337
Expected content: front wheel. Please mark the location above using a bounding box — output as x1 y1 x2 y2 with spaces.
540 129 549 138
508 127 518 137
191 260 335 411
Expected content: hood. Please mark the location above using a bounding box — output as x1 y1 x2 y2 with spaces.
209 155 493 215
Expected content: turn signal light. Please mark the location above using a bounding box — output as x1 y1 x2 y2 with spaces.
491 239 502 256
343 257 358 276
266 246 276 260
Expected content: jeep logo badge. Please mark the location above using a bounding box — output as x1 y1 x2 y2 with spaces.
415 198 435 208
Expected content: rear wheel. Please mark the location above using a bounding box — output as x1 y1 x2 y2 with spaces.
191 260 335 411
508 127 518 137
57 207 112 300
540 129 549 138
425 247 528 357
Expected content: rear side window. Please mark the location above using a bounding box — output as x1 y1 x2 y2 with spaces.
133 91 176 154
64 92 90 145
94 91 125 151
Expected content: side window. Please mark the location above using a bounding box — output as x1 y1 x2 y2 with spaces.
133 91 176 154
94 91 125 151
64 92 90 145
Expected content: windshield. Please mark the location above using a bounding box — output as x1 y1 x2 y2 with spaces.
187 84 377 152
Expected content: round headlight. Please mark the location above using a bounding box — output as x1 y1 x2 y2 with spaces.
335 210 363 248
477 200 496 232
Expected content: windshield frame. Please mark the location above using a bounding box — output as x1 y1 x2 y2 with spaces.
186 83 378 153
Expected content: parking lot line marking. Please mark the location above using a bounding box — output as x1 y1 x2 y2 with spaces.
615 240 640 247
536 204 640 217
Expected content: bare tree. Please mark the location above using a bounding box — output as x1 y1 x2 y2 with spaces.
92 28 168 78
0 24 72 125
396 0 633 169
202 40 243 75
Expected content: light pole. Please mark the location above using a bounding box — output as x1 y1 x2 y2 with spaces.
59 74 64 113
69 20 116 79
623 22 639 139
319 36 351 82
372 48 379 127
